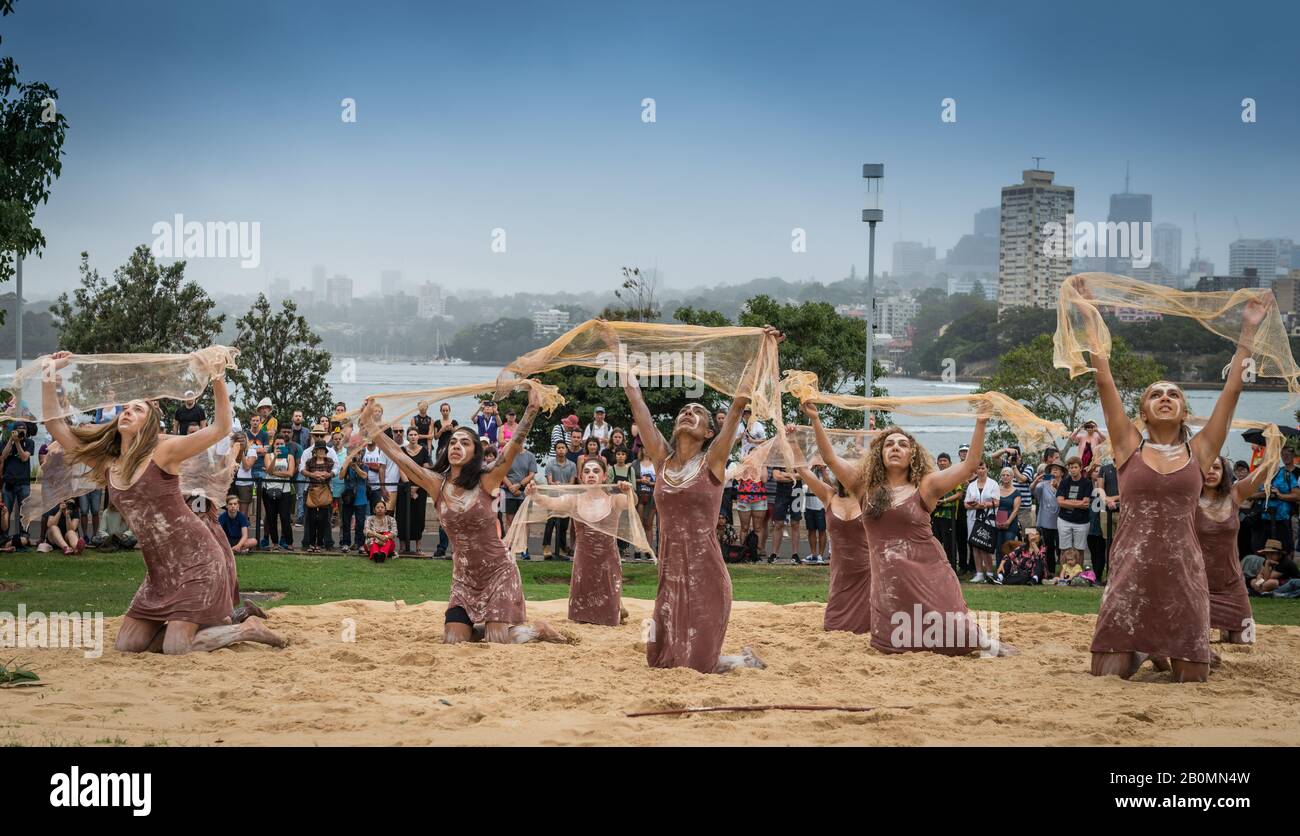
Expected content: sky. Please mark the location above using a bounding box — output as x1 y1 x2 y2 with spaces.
5 0 1299 301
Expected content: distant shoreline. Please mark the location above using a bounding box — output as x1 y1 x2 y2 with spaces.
910 373 1291 392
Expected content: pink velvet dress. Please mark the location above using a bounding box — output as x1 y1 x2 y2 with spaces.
647 457 731 673
824 505 873 634
437 484 527 625
114 461 239 625
1091 443 1210 664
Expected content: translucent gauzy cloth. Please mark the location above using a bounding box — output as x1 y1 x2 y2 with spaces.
502 484 654 559
782 370 1068 450
340 378 564 441
729 425 879 482
1055 272 1300 397
3 346 239 423
497 320 784 421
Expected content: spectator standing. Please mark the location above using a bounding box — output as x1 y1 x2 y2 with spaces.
412 401 434 453
552 413 580 456
931 452 963 570
1004 445 1035 533
0 423 34 551
472 400 500 445
172 397 207 435
582 406 612 449
256 397 278 438
261 428 297 550
963 460 999 582
1251 447 1300 557
737 407 767 457
769 465 798 563
601 428 629 466
500 410 520 446
1055 456 1093 576
542 441 576 559
502 441 539 557
1071 420 1107 469
1033 463 1063 575
339 447 370 552
636 446 657 558
802 464 828 564
395 427 430 555
301 443 335 552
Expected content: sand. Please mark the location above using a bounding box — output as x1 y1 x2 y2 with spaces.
4 597 1299 746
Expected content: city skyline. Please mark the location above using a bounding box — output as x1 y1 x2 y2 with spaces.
4 0 1298 301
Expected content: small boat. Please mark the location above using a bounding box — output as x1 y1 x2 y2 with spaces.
427 326 471 365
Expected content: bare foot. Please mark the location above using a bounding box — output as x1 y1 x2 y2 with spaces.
993 641 1019 657
534 620 579 644
242 616 288 648
1210 650 1222 669
1149 655 1172 672
233 599 269 622
740 646 766 669
619 606 629 624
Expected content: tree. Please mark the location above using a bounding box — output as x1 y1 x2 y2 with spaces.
978 333 1163 457
51 247 226 355
228 294 333 424
0 0 70 322
608 266 660 322
447 317 547 364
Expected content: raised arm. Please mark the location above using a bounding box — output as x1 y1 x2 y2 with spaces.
802 402 861 494
922 416 991 506
707 394 749 479
1192 293 1269 470
360 400 442 494
480 387 542 493
157 373 235 470
40 351 82 452
1233 458 1274 504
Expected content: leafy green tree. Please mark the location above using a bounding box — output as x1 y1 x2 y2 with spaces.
0 0 70 323
978 333 1162 457
228 294 334 425
448 317 547 364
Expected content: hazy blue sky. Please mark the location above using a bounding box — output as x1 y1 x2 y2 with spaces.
6 0 1298 300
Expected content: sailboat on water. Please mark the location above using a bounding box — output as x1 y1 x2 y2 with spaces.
426 325 470 366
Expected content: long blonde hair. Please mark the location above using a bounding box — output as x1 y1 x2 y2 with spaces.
857 428 933 519
66 400 162 487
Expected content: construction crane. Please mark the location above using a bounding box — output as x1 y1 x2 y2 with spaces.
1193 212 1202 265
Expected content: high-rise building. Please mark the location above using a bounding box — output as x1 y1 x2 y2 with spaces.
997 169 1075 312
1271 270 1300 318
416 282 445 319
1152 223 1182 275
1129 261 1178 289
946 273 998 301
325 274 353 308
974 207 1000 239
873 295 921 336
532 308 571 337
1195 268 1262 293
1229 238 1293 279
311 265 327 303
1105 177 1152 275
892 241 936 277
380 270 402 297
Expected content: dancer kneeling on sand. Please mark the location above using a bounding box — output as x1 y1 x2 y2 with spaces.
804 401 1017 656
523 458 632 626
41 350 284 654
360 389 572 645
609 325 781 674
786 426 872 634
1197 455 1268 650
1083 279 1266 682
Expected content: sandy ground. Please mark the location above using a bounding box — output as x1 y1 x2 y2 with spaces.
4 597 1299 746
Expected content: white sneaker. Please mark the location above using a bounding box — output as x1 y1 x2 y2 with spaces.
970 572 986 583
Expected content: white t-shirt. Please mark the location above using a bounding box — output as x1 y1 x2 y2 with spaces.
964 478 1000 530
362 447 387 489
803 488 825 512
739 421 767 456
384 458 400 493
583 421 612 448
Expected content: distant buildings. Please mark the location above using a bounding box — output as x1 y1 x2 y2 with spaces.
1194 268 1262 293
268 277 289 300
1128 261 1179 290
997 169 1075 312
380 270 403 296
417 282 446 319
1105 184 1152 275
874 295 920 336
325 274 353 308
1152 223 1182 276
892 241 937 277
311 266 327 302
1229 238 1293 279
1271 269 1300 319
532 308 571 337
946 274 998 301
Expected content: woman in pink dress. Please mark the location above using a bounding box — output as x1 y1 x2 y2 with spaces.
525 459 633 626
1081 276 1267 682
41 350 284 655
1197 455 1267 649
361 389 571 645
805 403 1017 656
786 427 872 633
611 326 783 673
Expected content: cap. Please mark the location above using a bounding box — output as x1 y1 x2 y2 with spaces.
256 397 273 409
958 443 970 452
595 406 606 413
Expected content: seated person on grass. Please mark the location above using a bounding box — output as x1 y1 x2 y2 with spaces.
38 499 83 555
1250 539 1299 596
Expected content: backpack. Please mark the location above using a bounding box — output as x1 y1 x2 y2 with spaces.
741 528 759 563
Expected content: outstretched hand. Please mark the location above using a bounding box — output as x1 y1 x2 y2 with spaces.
358 398 385 439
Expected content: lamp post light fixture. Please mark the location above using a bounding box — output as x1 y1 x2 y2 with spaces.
862 163 884 429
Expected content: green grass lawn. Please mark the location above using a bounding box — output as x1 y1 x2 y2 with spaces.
1 550 1297 625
